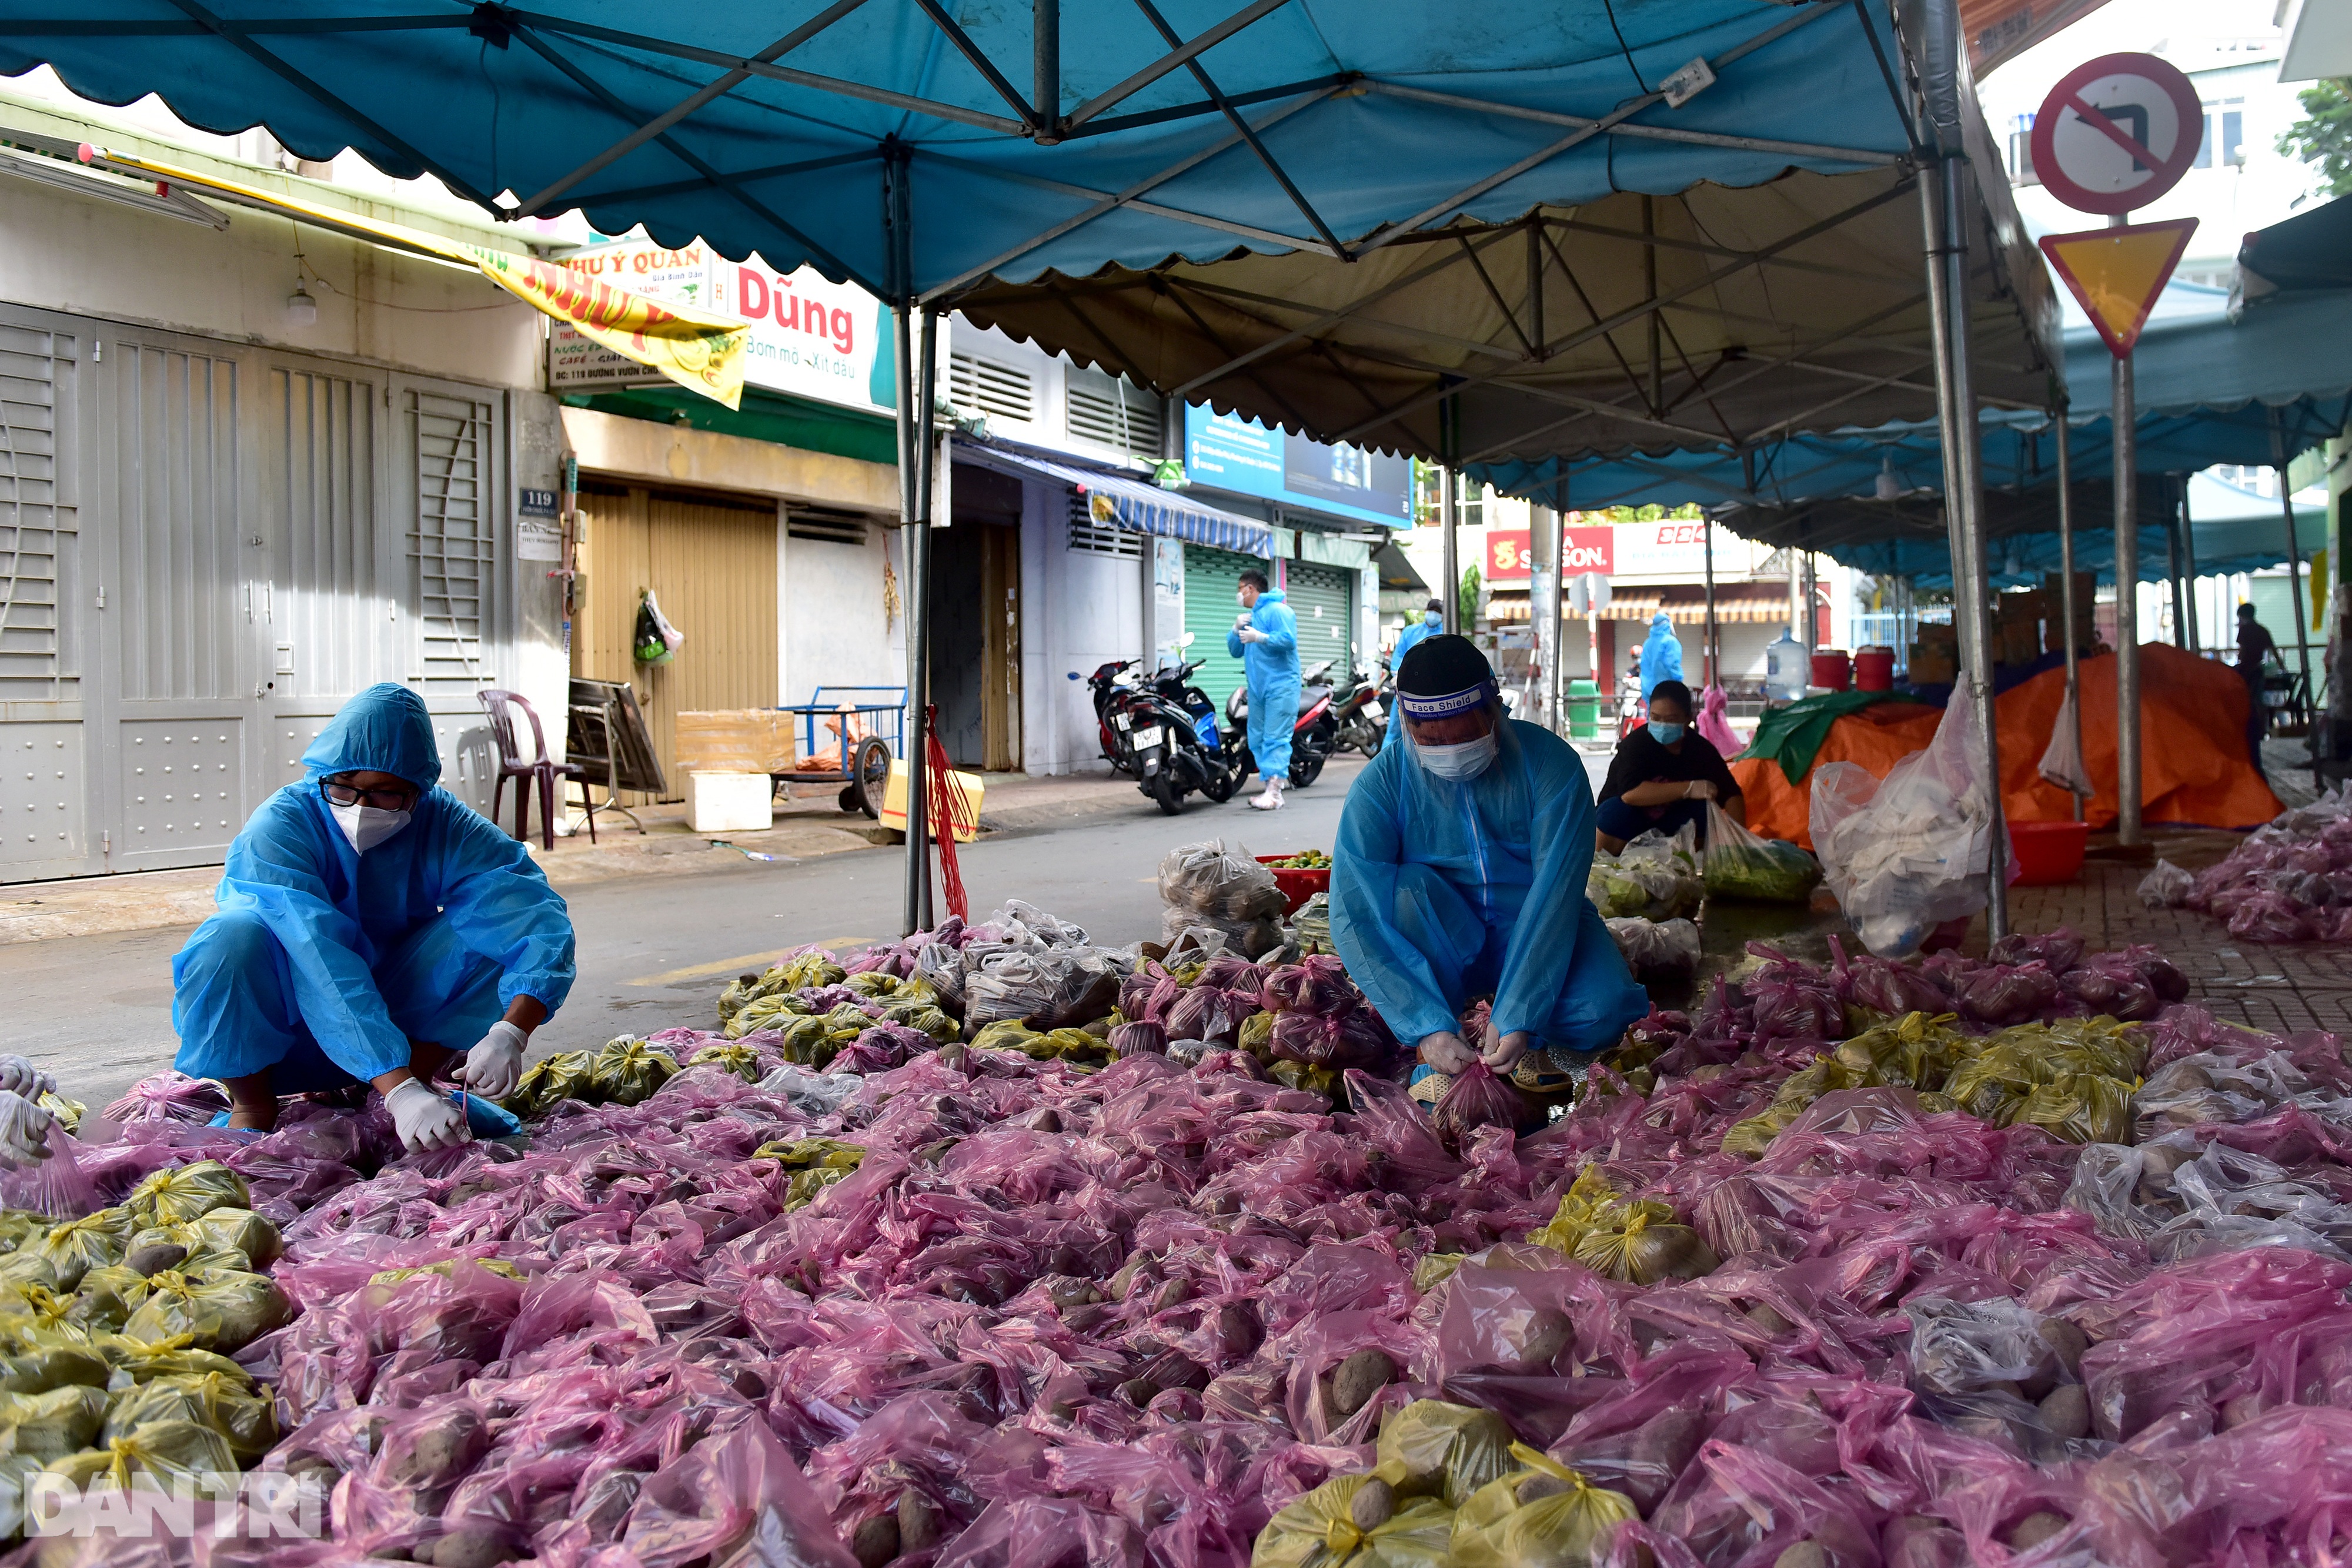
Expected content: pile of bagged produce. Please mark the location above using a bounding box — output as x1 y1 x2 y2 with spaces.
12 875 2352 1566
2140 782 2352 942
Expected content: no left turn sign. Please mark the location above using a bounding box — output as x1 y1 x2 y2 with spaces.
2029 52 2203 216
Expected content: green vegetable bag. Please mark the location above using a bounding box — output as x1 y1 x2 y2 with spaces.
587 1038 680 1105
121 1271 291 1355
41 1419 238 1498
1701 801 1820 904
101 1372 276 1462
0 1385 109 1460
128 1165 250 1229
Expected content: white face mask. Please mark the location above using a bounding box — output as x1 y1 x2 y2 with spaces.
330 799 413 852
1418 733 1497 781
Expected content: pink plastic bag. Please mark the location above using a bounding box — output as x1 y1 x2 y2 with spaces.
620 1410 857 1568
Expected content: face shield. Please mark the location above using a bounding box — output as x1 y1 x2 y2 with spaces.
1399 681 1505 782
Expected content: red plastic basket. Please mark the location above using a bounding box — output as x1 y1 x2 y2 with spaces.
1256 855 1331 915
2010 820 2089 886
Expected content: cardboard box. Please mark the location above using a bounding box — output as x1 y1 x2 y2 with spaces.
686 771 774 833
1909 645 1957 684
1997 590 2047 628
879 759 985 842
676 710 796 774
1998 621 2042 667
1915 622 1959 651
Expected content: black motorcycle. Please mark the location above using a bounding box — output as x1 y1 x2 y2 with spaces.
1071 640 1243 813
1073 658 1152 777
1225 658 1339 788
1329 664 1387 759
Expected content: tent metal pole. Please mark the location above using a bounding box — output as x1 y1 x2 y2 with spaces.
890 148 931 938
1531 502 1559 731
1033 0 1059 137
911 307 939 932
2166 480 2185 647
2180 477 2201 656
1439 467 1460 635
2274 410 2318 752
1703 511 1719 688
2113 226 2141 846
1918 129 2006 938
2056 404 2083 824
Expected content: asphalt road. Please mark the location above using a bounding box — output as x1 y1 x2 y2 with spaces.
6 759 1365 1116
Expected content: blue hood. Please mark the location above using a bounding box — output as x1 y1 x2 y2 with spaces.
300 683 443 792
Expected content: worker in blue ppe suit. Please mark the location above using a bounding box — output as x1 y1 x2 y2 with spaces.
1332 635 1646 1102
1384 597 1445 743
1638 611 1685 704
170 684 576 1153
1229 568 1300 811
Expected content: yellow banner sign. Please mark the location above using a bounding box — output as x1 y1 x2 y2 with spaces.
82 147 747 408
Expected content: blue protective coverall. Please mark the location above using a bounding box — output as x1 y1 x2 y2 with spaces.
171 684 576 1091
1228 588 1300 781
1384 614 1441 741
1638 611 1685 703
1331 717 1647 1052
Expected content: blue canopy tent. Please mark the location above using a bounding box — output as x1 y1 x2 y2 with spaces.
0 0 2015 929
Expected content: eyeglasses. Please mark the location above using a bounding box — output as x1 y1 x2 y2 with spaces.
320 778 416 812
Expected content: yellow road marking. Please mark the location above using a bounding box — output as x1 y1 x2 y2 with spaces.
625 937 877 987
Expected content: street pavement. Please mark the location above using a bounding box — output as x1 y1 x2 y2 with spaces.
6 758 1365 1117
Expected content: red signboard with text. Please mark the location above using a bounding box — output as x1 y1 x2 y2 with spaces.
1487 526 1614 582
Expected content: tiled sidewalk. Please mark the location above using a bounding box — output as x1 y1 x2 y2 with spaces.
2007 851 2352 1037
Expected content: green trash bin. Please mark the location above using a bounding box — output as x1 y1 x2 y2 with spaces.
1567 678 1601 740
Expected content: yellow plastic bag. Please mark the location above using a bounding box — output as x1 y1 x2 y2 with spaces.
39 1419 238 1499
970 1020 1042 1055
0 1385 108 1461
2004 1072 2133 1145
687 1042 766 1084
183 1208 282 1271
96 1334 254 1391
1451 1445 1639 1568
128 1165 250 1229
1528 1169 1619 1255
101 1372 276 1462
121 1271 292 1355
1375 1400 1518 1509
32 1211 132 1292
504 1049 592 1115
0 1346 107 1396
1570 1209 1719 1286
587 1038 679 1105
1251 1474 1455 1567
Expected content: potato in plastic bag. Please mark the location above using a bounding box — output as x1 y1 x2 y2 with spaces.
184 1208 281 1271
0 1384 108 1460
32 1210 132 1291
95 1335 253 1391
128 1164 250 1229
881 1002 958 1042
969 1019 1042 1054
0 1212 45 1256
1527 1171 1628 1255
121 1270 291 1355
1451 1445 1639 1568
504 1049 592 1115
1571 1209 1719 1285
588 1037 680 1105
727 991 813 1041
687 1042 767 1084
101 1371 275 1462
34 1094 82 1137
59 1270 147 1335
0 1346 107 1396
768 1012 838 1066
1377 1400 1518 1509
2003 1072 2133 1145
40 1418 237 1499
1252 1472 1455 1568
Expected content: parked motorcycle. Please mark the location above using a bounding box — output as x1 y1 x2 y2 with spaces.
1070 635 1243 814
1328 665 1387 759
1074 658 1153 777
1225 658 1339 788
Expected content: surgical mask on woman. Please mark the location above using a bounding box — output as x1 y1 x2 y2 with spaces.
1422 610 1441 627
1418 733 1497 781
1649 721 1686 745
330 800 413 852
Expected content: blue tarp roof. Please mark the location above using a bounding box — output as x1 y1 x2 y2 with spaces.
960 442 1273 557
0 1 1917 302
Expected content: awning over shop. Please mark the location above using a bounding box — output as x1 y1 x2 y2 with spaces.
1374 541 1428 596
1489 581 1792 624
960 444 1273 558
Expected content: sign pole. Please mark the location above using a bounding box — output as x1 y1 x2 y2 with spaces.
2273 409 2318 741
2110 214 2141 847
2055 402 2085 824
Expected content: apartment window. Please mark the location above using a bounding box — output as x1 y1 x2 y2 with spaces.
2009 114 2039 185
1459 482 1486 530
1065 367 1164 460
1067 493 1145 557
2196 99 2246 169
948 352 1035 423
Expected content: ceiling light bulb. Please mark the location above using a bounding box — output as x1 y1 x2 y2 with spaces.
286 287 318 327
1874 456 1900 501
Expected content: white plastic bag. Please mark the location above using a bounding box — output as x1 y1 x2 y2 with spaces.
1605 916 1701 977
1157 841 1287 922
2037 690 2093 799
2136 859 2194 908
1809 698 2002 958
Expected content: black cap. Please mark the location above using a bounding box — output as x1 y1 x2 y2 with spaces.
1396 633 1494 696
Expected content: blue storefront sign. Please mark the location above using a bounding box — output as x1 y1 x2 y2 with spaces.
1182 406 1412 529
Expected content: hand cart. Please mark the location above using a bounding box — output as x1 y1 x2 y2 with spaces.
779 687 906 817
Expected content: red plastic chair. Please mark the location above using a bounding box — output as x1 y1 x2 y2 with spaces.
477 689 594 849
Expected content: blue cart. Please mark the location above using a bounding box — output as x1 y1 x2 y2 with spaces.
780 686 907 817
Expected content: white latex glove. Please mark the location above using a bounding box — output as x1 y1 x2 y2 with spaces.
1683 780 1718 802
456 1020 527 1102
1237 628 1268 644
0 1091 54 1169
0 1057 55 1100
1235 613 1253 630
1418 1031 1477 1075
385 1078 471 1153
1481 1025 1532 1074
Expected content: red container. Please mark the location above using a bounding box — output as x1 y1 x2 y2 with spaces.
1853 647 1896 691
2010 820 2089 886
1256 855 1331 914
1810 650 1851 691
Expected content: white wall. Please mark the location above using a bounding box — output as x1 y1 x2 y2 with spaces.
782 524 902 706
1020 480 1145 775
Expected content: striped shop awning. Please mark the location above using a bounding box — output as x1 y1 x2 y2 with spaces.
962 443 1275 559
1492 582 1799 624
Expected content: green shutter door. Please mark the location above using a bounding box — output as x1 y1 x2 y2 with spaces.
1183 545 1255 708
1285 560 1355 679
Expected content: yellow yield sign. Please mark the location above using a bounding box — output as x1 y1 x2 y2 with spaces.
2037 219 2199 359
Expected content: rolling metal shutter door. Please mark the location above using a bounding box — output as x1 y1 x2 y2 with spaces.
1182 544 1252 708
1285 560 1355 678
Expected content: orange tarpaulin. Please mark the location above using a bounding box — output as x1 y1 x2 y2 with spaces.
1730 644 2283 848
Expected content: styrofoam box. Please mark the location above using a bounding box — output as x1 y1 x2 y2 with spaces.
686 771 774 833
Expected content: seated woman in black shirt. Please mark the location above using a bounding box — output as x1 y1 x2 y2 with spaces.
1595 680 1746 853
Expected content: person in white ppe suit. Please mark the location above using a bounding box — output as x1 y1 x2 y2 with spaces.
1329 635 1646 1099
